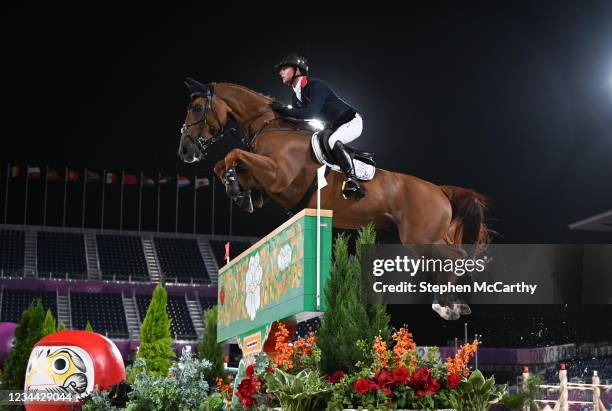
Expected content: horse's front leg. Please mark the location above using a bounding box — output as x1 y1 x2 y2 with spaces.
214 159 239 195
224 148 291 194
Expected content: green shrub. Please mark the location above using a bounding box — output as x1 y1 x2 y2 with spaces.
198 306 226 385
265 368 332 411
130 284 175 380
126 347 211 411
318 224 390 375
2 298 46 389
41 308 57 336
449 370 506 411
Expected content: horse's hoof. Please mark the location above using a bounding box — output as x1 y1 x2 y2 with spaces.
457 303 472 316
227 183 241 196
234 192 254 213
432 303 459 321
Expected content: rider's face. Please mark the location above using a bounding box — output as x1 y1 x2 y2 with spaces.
279 66 297 85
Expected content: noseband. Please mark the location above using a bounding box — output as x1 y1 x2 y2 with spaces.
181 85 236 155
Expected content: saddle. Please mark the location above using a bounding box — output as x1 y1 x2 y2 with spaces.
316 129 376 167
312 128 376 181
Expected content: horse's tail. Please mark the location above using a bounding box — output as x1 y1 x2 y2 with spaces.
440 185 491 251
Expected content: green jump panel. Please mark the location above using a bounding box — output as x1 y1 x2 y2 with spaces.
217 209 333 344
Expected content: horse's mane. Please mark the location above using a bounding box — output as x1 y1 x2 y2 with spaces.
218 82 315 133
217 82 274 102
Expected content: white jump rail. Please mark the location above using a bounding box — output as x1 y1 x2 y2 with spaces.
523 364 611 411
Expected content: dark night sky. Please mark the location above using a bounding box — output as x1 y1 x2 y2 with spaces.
2 2 612 240
1 3 612 344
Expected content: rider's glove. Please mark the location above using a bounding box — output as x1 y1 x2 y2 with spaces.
271 100 289 114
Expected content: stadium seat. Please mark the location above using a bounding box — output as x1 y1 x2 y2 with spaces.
37 232 87 279
0 289 57 322
154 237 210 284
0 229 24 277
70 292 129 338
136 294 197 340
96 235 149 282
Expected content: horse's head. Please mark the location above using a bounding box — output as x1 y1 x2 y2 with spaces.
178 78 232 163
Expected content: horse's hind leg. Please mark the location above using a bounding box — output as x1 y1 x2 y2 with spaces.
395 203 470 320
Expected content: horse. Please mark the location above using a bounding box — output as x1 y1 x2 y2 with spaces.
177 78 491 319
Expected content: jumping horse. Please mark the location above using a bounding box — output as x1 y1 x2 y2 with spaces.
177 79 491 319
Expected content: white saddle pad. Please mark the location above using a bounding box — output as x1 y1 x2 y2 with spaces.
311 132 375 181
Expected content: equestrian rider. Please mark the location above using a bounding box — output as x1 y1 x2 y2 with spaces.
271 53 365 199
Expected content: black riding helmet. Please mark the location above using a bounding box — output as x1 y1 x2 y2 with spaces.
275 53 309 75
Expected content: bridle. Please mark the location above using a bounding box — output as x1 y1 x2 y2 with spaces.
180 84 275 157
181 85 234 155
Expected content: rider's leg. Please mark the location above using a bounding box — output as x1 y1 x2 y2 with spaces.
328 113 363 147
328 114 365 198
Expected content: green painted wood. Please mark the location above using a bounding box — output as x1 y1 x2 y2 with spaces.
217 210 332 343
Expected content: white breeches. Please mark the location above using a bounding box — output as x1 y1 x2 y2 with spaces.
328 113 363 147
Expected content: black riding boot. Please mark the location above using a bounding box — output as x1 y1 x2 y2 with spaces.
332 141 365 199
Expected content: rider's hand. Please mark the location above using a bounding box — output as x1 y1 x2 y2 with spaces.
271 100 287 112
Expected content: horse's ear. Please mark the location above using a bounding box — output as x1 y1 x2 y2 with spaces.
184 77 208 94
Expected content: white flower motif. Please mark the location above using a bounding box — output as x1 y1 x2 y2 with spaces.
245 253 263 320
277 244 293 271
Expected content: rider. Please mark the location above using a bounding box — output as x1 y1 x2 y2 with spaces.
271 53 365 199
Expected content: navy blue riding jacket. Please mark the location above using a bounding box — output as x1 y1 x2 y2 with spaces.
277 77 358 128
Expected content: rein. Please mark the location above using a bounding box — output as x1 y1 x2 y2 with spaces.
183 83 281 153
183 83 314 156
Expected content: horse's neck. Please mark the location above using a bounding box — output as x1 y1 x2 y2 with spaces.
216 83 272 126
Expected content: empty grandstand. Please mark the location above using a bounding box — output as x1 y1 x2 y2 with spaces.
37 231 87 279
0 222 255 356
1 288 57 322
0 229 24 277
154 237 210 284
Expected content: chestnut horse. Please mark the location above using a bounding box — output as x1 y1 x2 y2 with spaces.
177 79 490 319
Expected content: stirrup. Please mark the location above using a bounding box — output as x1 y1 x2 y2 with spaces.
341 178 365 199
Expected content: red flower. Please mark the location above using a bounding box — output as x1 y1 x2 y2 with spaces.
354 378 374 395
327 370 345 384
376 369 394 388
220 288 225 305
240 395 256 407
393 367 409 383
446 373 462 389
408 368 441 396
246 364 255 378
237 377 258 406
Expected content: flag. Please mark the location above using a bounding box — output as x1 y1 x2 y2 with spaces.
123 173 139 185
11 165 20 178
224 241 230 263
67 169 79 182
158 175 171 185
48 169 61 182
317 165 328 189
27 166 41 179
106 172 117 184
195 177 210 190
177 176 191 189
86 169 100 183
142 175 155 188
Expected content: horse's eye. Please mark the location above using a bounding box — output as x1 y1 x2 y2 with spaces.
190 104 203 113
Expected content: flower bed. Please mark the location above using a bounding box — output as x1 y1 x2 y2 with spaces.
203 324 505 411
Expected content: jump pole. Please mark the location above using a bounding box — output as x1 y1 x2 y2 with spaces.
316 165 327 310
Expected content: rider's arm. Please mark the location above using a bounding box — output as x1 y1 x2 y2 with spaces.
291 93 301 108
277 81 326 119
